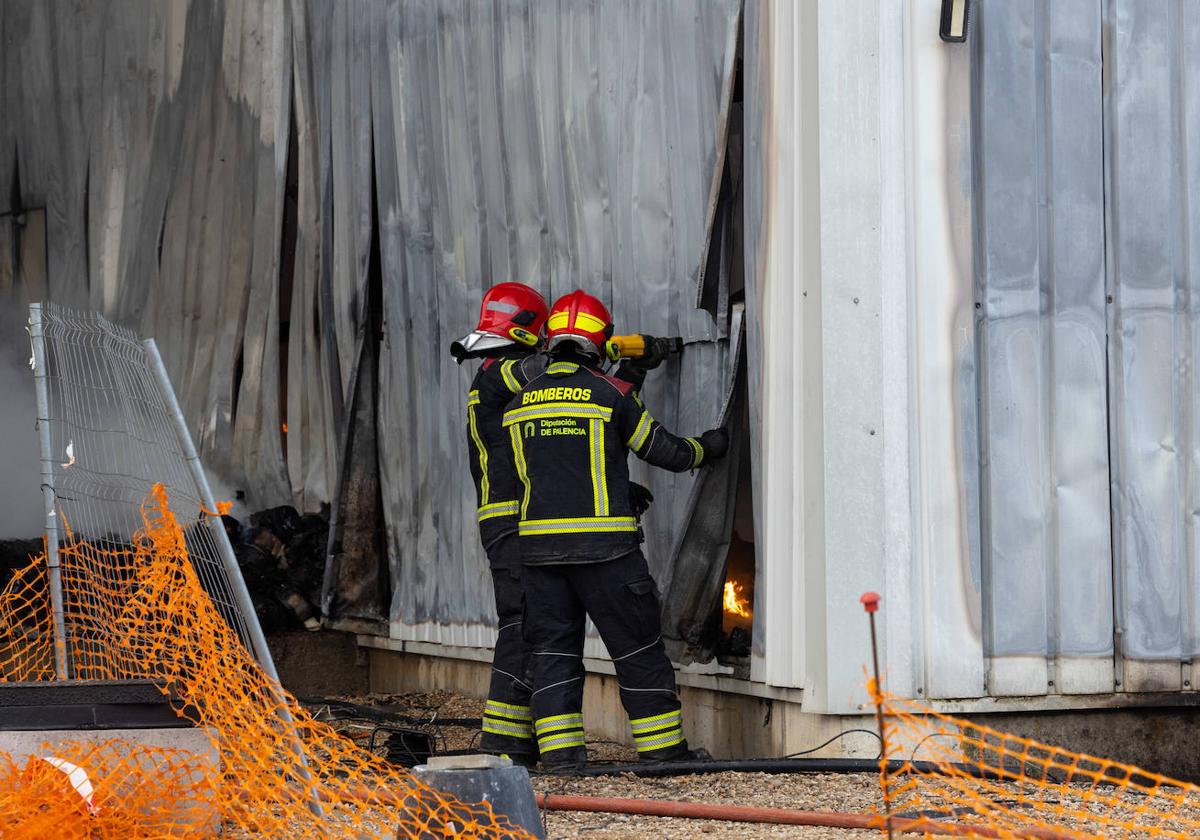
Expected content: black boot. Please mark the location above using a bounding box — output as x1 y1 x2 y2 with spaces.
639 743 712 763
540 745 588 772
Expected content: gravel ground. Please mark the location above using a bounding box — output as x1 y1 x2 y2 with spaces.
306 691 1200 838
218 691 1200 838
307 691 887 838
533 772 882 839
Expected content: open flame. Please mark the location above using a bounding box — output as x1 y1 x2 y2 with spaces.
723 580 751 618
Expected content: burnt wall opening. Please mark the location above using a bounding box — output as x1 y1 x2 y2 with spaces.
320 122 392 630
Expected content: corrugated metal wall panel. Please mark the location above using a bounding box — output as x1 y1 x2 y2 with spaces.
974 0 1200 694
973 0 1113 696
1108 0 1200 669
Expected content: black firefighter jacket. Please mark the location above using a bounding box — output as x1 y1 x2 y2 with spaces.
503 357 708 564
467 351 545 550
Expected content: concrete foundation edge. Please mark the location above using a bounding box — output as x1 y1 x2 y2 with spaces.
366 647 878 760
365 647 1200 779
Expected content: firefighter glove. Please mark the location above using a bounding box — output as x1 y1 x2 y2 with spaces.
632 336 673 372
697 428 730 462
629 482 655 518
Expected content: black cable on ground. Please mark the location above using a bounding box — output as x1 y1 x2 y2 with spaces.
781 727 883 759
537 758 1006 780
299 695 482 728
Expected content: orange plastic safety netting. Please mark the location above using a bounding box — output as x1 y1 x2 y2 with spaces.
870 679 1200 839
0 485 532 839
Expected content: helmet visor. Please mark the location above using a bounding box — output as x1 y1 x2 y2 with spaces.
450 329 515 361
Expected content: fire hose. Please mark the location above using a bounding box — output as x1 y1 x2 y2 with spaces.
535 793 1075 839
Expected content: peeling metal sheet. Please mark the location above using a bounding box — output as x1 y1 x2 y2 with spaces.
0 0 741 636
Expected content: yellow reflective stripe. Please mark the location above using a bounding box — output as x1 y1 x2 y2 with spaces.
521 517 638 527
629 710 682 733
500 359 522 393
478 501 519 521
588 418 609 517
468 404 489 503
534 712 584 733
546 361 579 375
626 411 653 450
597 420 608 515
519 517 637 536
685 437 703 468
510 426 531 519
539 732 586 753
634 726 683 745
468 389 481 407
483 720 534 739
635 730 686 752
574 312 608 332
547 311 570 331
503 402 613 426
485 701 532 721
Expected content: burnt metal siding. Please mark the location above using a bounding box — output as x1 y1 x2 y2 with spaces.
364 1 740 626
0 0 740 631
974 0 1200 664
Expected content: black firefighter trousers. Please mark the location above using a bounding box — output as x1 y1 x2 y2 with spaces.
479 536 537 762
522 550 688 767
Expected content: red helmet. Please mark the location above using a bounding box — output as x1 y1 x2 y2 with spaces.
546 290 613 357
451 282 549 362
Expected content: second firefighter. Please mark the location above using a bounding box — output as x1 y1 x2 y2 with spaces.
504 290 729 768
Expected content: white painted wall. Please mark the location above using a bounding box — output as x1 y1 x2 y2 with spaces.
748 0 982 711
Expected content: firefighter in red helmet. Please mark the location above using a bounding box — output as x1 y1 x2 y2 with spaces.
451 281 551 765
504 290 729 768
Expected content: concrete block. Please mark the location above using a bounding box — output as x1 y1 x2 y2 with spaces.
415 763 544 839
427 753 511 770
0 726 219 831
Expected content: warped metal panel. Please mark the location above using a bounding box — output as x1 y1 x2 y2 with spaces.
0 0 299 510
0 0 740 641
1108 0 1200 666
973 0 1113 695
365 0 741 630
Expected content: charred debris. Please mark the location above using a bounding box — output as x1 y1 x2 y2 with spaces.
222 506 328 633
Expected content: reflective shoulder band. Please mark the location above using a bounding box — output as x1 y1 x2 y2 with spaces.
626 411 653 451
500 360 522 393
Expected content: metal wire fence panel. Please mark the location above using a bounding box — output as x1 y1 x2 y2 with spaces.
0 487 528 837
30 302 257 672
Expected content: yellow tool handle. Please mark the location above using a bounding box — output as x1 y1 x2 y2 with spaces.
605 335 648 362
